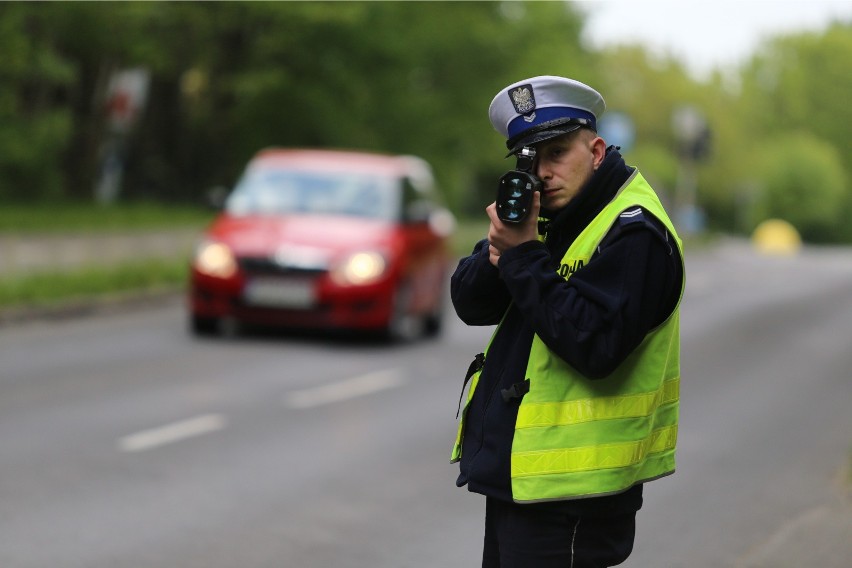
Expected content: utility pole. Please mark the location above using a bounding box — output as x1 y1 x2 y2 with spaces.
672 105 711 234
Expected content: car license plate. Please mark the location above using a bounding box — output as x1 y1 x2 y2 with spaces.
244 278 315 308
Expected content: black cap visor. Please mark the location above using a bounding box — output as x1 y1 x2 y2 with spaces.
505 118 591 156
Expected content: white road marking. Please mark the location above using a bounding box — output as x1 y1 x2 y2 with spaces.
117 413 227 452
284 369 405 409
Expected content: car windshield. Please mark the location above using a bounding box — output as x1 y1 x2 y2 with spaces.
225 168 399 221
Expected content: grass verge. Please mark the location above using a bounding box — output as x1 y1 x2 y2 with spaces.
0 202 214 233
0 258 188 311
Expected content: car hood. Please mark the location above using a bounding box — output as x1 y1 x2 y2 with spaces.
205 214 396 259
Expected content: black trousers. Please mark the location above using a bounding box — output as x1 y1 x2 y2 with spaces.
482 497 636 568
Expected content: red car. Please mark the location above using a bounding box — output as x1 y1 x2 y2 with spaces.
188 148 454 340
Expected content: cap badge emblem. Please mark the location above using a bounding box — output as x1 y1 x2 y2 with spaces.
510 85 536 117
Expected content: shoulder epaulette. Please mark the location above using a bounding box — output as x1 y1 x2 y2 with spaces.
617 207 646 228
597 207 673 256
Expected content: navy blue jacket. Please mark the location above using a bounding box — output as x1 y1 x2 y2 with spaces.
451 148 683 516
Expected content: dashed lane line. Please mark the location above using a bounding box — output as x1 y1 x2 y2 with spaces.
117 413 227 452
284 369 405 409
116 369 405 452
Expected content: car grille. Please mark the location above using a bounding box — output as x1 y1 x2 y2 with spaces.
238 256 328 277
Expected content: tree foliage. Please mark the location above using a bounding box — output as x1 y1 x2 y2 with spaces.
0 1 593 213
731 22 852 240
1 2 850 242
752 133 847 242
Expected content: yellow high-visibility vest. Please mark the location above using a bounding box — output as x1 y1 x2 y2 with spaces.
452 170 684 503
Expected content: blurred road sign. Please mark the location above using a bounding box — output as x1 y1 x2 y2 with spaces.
105 68 150 133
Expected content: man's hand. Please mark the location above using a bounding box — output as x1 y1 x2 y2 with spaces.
485 191 541 267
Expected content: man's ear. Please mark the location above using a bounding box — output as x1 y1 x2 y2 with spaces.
591 136 607 170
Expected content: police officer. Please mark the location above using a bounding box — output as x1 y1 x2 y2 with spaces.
450 76 685 567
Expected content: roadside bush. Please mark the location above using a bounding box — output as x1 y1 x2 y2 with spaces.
751 132 848 242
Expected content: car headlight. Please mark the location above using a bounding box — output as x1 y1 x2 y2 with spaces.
331 251 387 286
194 242 238 278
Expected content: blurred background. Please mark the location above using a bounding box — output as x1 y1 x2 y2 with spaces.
1 1 849 229
3 0 850 303
1 2 851 567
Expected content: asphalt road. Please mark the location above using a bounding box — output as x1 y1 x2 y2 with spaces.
1 240 851 567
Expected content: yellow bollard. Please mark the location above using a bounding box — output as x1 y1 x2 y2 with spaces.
751 219 802 256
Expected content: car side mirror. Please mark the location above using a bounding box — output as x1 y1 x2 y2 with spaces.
428 207 456 237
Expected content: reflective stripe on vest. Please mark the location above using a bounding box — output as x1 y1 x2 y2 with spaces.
512 423 678 477
516 376 679 429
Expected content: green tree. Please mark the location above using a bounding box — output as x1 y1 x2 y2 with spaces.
5 0 848 245
736 22 852 240
0 1 589 209
0 3 75 201
741 23 852 177
751 132 848 242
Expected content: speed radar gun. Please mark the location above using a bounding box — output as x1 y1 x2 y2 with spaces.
496 146 541 224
